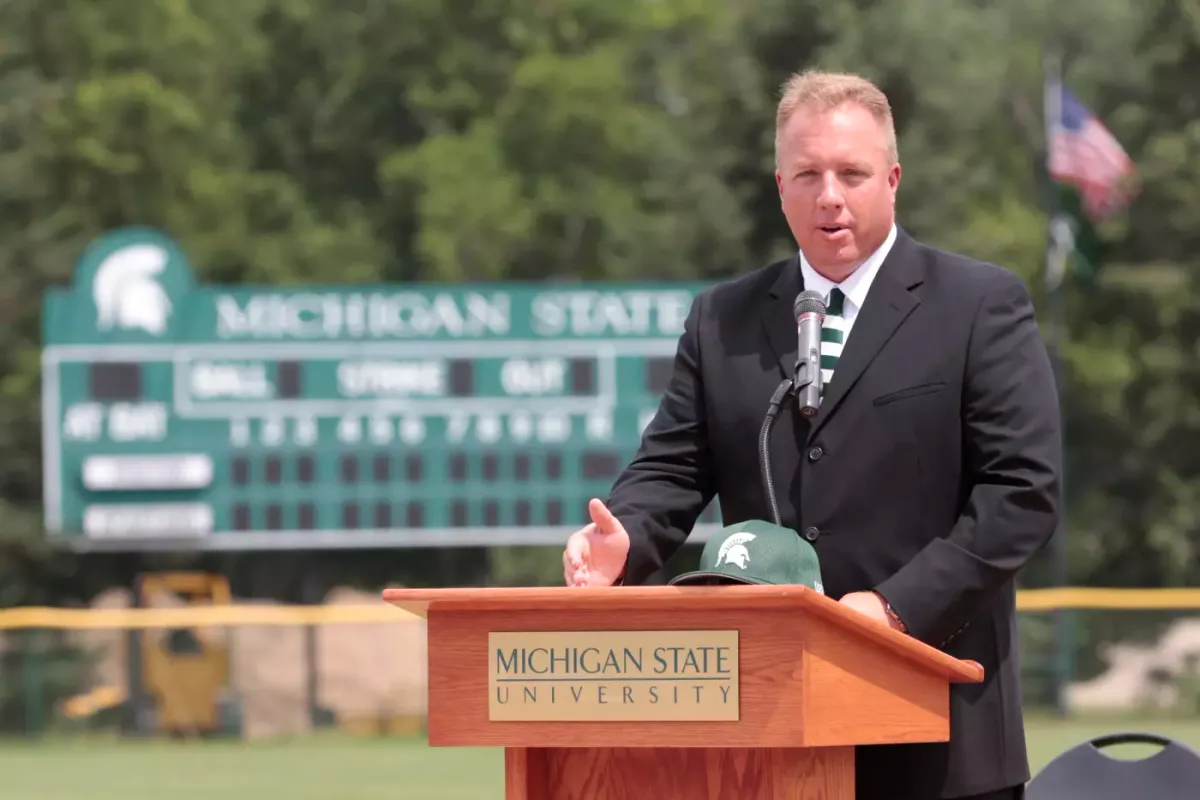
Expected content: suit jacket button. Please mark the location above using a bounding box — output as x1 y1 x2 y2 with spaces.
808 446 824 462
803 527 820 541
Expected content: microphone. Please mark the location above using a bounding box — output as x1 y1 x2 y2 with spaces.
757 289 826 525
792 290 826 417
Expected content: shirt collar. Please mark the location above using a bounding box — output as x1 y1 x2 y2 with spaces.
798 223 897 313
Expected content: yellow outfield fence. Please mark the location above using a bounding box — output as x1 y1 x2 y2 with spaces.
2 586 1199 741
1 586 1199 630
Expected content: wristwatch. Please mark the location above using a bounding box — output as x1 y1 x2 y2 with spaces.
875 592 907 633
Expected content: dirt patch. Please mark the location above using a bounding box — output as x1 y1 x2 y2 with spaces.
1067 616 1200 712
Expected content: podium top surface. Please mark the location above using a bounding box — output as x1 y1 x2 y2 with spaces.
382 583 984 684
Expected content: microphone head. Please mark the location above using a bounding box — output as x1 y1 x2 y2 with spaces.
793 289 826 320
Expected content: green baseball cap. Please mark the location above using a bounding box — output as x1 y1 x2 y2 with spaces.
669 520 824 594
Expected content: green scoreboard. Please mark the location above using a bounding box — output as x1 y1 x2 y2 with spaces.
41 227 724 551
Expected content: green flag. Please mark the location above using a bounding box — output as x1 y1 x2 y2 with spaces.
1046 184 1105 290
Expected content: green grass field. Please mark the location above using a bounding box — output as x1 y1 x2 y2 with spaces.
2 717 1198 799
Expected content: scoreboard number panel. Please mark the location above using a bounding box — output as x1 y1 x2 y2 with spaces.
41 227 725 550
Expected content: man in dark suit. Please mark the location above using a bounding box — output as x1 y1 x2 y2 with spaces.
562 69 1061 800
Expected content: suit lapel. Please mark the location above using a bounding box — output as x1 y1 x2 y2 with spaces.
806 230 924 443
759 254 804 381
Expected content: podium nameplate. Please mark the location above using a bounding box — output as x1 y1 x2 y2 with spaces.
488 630 740 722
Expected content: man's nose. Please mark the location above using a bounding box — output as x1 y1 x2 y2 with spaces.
817 175 845 208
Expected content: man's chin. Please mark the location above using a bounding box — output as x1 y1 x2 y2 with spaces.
803 245 862 281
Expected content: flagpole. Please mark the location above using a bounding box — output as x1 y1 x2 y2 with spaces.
1042 45 1074 720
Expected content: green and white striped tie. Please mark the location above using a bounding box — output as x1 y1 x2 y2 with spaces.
820 288 846 403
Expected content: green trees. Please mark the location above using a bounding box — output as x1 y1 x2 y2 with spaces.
1 0 1196 632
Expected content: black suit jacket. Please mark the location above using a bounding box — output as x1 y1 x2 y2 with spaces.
605 227 1063 799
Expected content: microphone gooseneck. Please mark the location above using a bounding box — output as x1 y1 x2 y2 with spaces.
759 378 793 526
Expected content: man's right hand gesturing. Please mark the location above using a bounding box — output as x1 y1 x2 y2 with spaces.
563 498 630 587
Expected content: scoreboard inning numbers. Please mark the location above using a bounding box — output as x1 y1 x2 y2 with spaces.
41 227 724 550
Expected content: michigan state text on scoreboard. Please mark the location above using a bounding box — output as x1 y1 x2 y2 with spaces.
41 227 723 551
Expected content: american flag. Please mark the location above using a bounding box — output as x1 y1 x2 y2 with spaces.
1045 82 1136 221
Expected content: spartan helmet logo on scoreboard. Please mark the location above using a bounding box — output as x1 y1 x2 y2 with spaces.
92 243 174 336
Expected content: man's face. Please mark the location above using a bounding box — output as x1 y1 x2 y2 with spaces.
775 101 900 281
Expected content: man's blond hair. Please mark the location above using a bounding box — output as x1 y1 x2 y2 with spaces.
774 70 898 166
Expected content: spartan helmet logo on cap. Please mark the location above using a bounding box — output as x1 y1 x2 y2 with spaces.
92 243 173 336
715 531 755 570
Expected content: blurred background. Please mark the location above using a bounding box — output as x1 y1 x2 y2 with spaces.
1 0 1199 797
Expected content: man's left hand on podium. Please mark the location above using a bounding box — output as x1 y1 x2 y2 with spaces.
839 591 906 633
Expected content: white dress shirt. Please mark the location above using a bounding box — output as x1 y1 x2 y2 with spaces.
797 223 898 348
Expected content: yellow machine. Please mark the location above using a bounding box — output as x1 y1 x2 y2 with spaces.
136 571 233 736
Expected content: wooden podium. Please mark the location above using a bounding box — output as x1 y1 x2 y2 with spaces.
383 584 983 800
